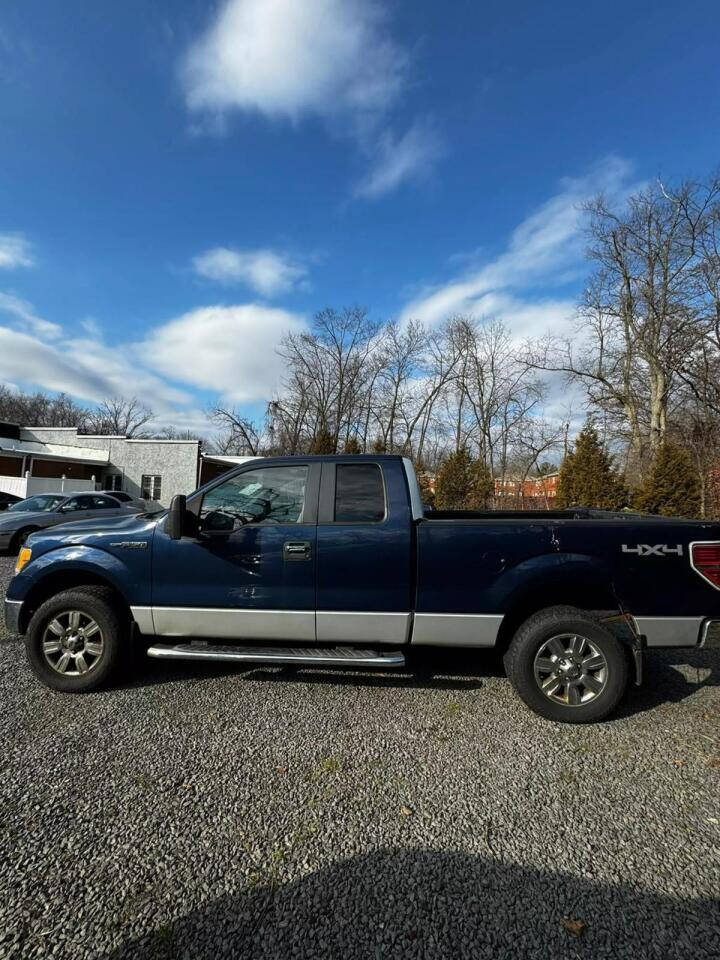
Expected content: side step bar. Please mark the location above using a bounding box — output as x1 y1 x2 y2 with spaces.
146 642 406 668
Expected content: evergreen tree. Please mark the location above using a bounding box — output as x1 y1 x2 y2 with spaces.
556 424 627 510
635 444 701 517
466 459 494 509
343 436 362 454
309 426 336 454
435 450 494 510
416 469 436 509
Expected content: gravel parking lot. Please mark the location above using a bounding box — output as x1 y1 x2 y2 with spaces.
1 554 719 960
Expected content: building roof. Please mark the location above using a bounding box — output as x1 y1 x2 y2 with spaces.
0 435 110 466
201 454 259 466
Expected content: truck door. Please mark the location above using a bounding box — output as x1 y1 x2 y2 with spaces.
315 460 413 644
150 462 320 641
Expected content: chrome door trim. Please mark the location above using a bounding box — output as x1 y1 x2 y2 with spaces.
150 607 316 641
632 616 704 647
316 611 410 644
411 612 503 647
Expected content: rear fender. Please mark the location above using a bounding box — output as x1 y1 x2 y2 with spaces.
494 552 622 648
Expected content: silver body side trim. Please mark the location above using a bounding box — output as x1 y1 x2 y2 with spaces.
150 607 315 641
411 612 503 647
700 620 720 648
130 605 155 636
316 611 410 644
633 616 704 647
147 643 405 667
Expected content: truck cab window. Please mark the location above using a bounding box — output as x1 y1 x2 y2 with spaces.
199 465 308 532
334 463 385 522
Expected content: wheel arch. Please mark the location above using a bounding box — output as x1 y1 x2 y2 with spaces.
18 569 132 635
494 569 622 654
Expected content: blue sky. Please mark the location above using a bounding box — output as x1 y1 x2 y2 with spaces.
1 0 719 431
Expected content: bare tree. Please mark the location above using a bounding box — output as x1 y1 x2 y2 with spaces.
209 405 262 456
527 174 720 481
0 387 89 428
84 396 154 437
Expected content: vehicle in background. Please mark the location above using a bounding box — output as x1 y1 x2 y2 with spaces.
4 456 720 723
0 492 143 554
105 490 163 513
0 491 22 512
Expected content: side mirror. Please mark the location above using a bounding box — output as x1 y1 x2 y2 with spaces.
166 494 187 540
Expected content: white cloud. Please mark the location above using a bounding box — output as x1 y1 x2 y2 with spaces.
141 303 307 403
0 324 191 414
400 156 636 331
0 233 33 269
192 247 309 296
355 121 444 199
181 0 440 196
0 292 62 339
182 0 405 122
80 316 102 338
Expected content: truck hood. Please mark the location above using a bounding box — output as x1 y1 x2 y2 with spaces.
26 513 161 555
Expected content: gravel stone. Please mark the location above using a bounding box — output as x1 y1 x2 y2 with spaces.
0 555 718 959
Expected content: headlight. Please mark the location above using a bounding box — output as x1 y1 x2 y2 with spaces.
15 547 32 575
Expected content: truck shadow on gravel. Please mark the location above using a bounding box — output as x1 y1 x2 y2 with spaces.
124 644 720 713
106 849 719 960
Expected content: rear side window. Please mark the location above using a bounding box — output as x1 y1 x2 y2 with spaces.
334 464 385 522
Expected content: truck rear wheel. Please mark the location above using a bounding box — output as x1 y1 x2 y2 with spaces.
504 606 628 723
25 587 124 693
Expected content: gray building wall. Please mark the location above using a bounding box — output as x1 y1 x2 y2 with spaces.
22 428 200 506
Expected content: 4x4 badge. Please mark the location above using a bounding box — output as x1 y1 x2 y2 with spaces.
622 543 683 557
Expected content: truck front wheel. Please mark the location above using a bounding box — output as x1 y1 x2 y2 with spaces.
504 606 628 723
25 587 125 693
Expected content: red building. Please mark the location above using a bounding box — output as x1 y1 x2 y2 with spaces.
494 472 559 503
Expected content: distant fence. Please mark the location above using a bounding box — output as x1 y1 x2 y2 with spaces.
490 496 558 511
0 475 98 499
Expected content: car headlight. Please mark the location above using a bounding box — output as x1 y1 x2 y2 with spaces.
15 547 32 575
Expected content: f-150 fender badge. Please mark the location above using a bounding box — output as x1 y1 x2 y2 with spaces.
110 541 147 549
621 543 683 557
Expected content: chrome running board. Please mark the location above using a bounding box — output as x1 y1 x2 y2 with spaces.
146 642 406 668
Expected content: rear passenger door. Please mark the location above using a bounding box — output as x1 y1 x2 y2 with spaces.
56 494 127 521
315 460 413 645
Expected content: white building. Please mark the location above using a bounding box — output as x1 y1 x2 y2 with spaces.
0 423 201 507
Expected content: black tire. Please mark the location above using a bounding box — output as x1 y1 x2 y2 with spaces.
504 605 629 723
11 527 38 554
25 587 125 692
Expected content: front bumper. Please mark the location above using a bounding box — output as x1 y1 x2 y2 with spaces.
3 597 22 635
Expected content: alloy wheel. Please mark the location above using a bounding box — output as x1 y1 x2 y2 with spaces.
41 610 105 676
533 633 608 706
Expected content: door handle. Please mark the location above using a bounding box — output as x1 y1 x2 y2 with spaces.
284 540 311 561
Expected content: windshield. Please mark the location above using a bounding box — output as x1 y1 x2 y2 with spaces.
8 494 65 513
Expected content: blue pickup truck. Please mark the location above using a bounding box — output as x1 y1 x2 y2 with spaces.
5 455 720 722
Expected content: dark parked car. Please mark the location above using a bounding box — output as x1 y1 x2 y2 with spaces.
0 492 142 553
4 456 720 722
0 491 22 511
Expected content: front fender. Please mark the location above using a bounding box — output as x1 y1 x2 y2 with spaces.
6 544 151 607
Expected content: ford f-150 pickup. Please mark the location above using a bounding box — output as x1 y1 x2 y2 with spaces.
5 455 720 722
